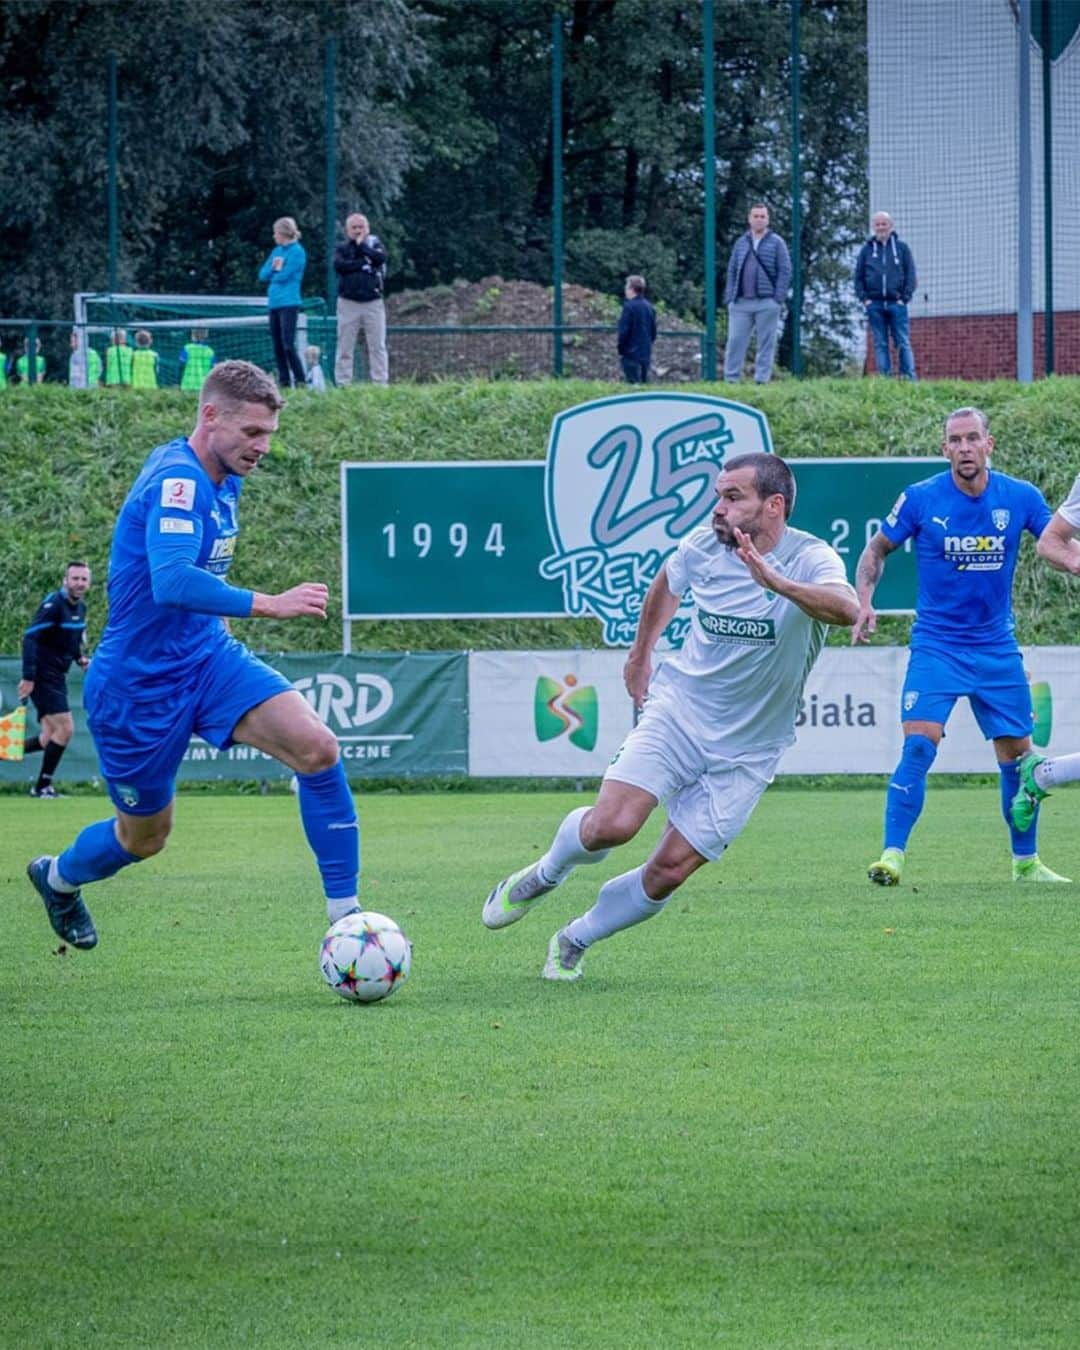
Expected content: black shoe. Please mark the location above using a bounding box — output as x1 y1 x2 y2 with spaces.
29 784 62 799
26 856 98 949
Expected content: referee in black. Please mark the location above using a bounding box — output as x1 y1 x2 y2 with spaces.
18 561 92 797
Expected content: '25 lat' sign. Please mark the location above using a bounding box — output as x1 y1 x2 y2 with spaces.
341 393 924 644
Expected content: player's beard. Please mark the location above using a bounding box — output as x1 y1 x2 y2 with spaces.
714 506 764 550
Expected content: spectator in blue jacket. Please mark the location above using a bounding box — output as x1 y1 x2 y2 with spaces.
854 212 918 381
723 205 792 384
617 275 658 383
258 216 308 388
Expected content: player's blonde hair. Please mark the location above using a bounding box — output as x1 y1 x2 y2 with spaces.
199 360 284 413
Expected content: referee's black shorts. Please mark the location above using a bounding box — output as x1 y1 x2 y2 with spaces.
29 677 70 717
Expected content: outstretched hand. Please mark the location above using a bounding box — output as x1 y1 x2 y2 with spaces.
733 528 780 591
270 583 329 620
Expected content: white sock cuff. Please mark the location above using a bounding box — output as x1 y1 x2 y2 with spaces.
546 805 608 873
568 864 665 947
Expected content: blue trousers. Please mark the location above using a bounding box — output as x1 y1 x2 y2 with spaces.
866 300 916 380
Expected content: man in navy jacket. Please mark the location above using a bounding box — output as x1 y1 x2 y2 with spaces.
617 275 658 384
854 212 918 380
723 205 792 384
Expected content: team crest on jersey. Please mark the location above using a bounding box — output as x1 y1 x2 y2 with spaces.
992 509 1010 530
161 477 196 511
903 691 919 712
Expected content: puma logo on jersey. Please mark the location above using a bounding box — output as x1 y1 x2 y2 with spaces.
931 515 949 529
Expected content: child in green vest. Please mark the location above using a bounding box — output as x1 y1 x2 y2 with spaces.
16 338 46 384
179 329 215 391
131 330 159 389
105 329 134 386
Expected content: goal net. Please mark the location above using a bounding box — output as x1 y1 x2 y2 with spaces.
72 292 330 386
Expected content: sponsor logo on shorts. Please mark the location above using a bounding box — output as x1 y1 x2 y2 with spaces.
534 675 598 752
697 609 776 645
903 690 919 712
115 783 140 808
161 477 196 510
159 517 195 534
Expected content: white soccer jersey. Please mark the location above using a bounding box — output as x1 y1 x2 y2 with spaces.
652 523 854 758
1056 472 1080 530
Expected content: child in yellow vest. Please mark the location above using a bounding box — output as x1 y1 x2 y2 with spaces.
105 329 134 386
131 330 159 389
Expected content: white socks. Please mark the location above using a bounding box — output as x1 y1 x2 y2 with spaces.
327 896 360 923
565 864 667 949
1034 752 1080 792
537 806 609 885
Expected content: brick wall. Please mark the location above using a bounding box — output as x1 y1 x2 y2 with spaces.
864 311 1080 380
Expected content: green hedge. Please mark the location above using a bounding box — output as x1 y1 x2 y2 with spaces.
3 377 1080 654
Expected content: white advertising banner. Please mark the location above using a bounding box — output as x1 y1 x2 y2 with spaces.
469 649 634 777
470 647 1080 778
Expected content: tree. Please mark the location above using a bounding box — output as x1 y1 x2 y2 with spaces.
0 0 424 317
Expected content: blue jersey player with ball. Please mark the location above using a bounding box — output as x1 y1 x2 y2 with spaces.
26 360 360 950
853 406 1067 888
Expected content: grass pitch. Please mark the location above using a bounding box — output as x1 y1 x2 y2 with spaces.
2 786 1079 1348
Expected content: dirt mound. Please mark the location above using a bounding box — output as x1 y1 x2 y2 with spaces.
385 277 703 381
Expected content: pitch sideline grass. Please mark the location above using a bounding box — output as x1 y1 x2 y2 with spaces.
2 787 1078 1347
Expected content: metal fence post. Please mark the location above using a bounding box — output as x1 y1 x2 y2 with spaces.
789 0 803 377
551 10 564 378
702 0 717 381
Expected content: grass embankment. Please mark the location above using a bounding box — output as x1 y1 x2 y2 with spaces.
3 377 1080 653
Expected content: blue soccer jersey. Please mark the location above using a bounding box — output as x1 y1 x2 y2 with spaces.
880 469 1051 650
91 437 255 694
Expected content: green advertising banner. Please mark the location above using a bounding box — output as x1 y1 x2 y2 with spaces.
0 652 467 786
343 456 938 633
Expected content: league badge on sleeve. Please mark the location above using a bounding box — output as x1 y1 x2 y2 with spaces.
161 478 196 511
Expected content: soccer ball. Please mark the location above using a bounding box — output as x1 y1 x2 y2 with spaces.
319 910 411 1003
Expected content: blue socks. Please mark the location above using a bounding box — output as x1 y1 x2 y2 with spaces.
56 819 141 889
883 734 937 852
999 758 1038 856
297 761 359 906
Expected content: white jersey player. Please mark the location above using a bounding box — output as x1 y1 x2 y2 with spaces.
481 452 859 982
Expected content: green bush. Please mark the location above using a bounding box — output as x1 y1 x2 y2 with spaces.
3 377 1080 654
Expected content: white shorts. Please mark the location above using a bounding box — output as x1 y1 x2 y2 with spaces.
603 699 780 861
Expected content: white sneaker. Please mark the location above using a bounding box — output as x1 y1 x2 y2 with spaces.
482 861 558 929
542 928 587 982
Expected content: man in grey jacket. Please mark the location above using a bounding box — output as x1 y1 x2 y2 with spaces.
722 205 792 385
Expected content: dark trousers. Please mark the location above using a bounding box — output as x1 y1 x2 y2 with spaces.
621 356 650 384
269 306 307 388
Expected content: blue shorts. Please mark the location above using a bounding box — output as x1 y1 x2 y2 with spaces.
84 638 292 815
901 645 1033 740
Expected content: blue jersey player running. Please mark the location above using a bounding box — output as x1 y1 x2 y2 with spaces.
852 406 1068 888
26 360 360 950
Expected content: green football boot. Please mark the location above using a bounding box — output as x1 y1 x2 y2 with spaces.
1012 855 1071 884
542 928 588 982
868 847 904 887
1010 753 1049 833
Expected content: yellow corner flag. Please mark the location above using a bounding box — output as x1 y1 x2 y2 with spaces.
0 703 27 761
